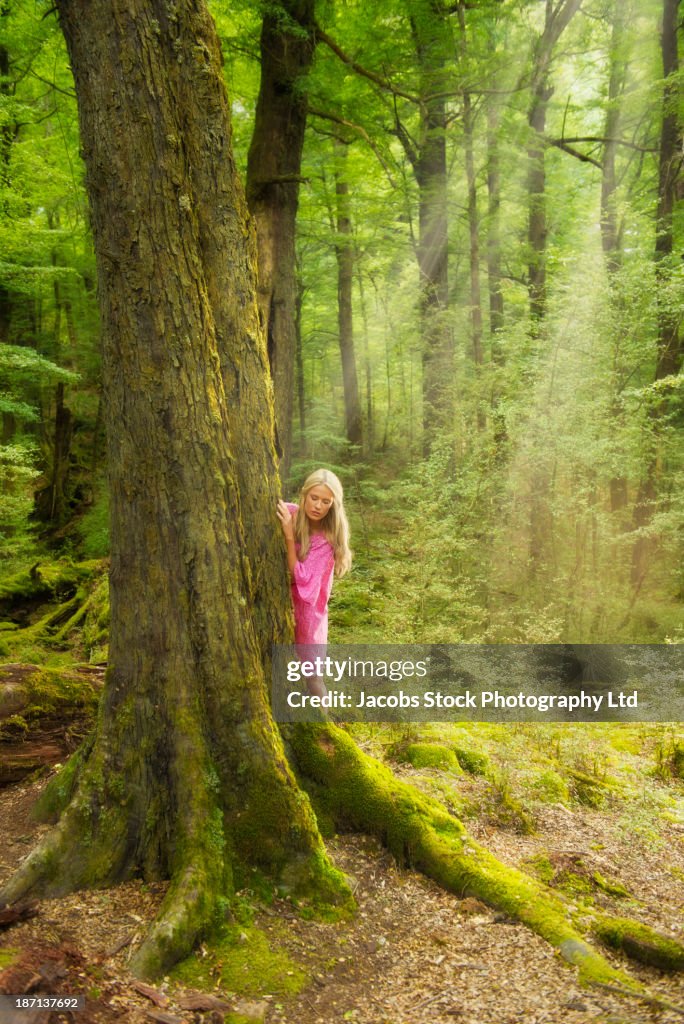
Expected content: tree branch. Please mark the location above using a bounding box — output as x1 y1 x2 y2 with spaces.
550 135 657 154
545 136 602 168
308 106 397 185
314 23 420 105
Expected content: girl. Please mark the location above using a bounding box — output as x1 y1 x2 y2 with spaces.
276 468 352 646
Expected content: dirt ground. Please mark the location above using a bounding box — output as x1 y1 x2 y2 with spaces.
1 759 683 1024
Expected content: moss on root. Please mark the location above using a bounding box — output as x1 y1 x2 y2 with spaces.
288 723 644 991
33 743 90 822
170 921 307 998
592 915 684 972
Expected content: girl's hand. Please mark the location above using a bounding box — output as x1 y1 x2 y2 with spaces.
276 500 295 540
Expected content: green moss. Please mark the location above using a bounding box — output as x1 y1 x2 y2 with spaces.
593 914 684 971
530 769 570 803
289 723 642 992
33 747 86 822
392 742 463 773
592 871 630 899
171 923 307 998
0 948 19 968
0 560 100 605
525 853 555 885
453 747 488 775
568 769 619 808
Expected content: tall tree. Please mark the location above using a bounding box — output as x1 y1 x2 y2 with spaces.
526 0 583 325
631 0 682 585
333 138 363 447
0 0 347 976
246 0 316 477
407 0 454 448
457 2 484 426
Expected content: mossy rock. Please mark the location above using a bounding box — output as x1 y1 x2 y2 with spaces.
392 742 463 773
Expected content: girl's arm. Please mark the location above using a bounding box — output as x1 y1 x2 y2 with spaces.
276 500 297 578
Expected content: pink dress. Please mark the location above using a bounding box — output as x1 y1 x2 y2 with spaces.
286 503 335 645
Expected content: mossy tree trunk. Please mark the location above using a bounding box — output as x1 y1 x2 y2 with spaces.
245 0 316 479
0 0 347 978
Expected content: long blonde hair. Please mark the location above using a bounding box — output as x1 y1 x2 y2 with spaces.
295 468 352 578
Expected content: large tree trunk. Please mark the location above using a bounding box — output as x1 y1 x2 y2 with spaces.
0 0 347 978
245 0 316 479
333 141 363 448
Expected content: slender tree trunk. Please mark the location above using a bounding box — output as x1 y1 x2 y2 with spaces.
294 277 306 461
245 0 316 478
527 78 552 324
601 3 629 511
0 0 15 442
631 0 681 586
457 3 484 428
526 0 583 326
653 0 682 381
0 0 347 977
357 269 374 453
408 2 453 451
486 100 504 353
333 141 363 448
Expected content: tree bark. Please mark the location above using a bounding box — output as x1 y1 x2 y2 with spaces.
526 0 583 325
457 3 484 428
653 0 682 381
631 0 682 586
406 1 453 450
601 3 629 511
0 0 348 977
245 0 316 479
333 141 363 448
486 100 504 351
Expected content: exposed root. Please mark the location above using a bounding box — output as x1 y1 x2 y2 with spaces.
288 723 655 990
592 914 684 972
130 857 227 978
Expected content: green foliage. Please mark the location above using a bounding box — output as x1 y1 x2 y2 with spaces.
78 484 110 559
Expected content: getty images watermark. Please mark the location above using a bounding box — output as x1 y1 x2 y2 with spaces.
272 644 684 722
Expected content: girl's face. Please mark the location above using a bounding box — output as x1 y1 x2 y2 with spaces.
303 485 334 524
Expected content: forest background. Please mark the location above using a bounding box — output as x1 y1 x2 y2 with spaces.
0 1 682 1016
0 0 683 651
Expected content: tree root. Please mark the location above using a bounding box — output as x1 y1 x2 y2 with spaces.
288 723 684 990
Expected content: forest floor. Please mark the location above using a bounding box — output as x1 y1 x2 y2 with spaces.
1 726 683 1024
